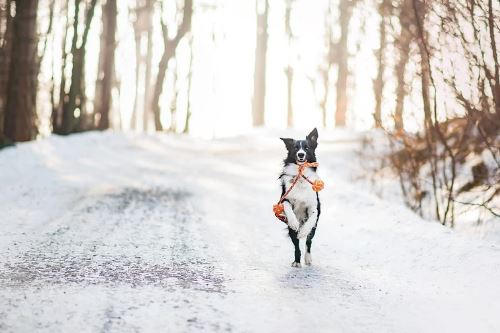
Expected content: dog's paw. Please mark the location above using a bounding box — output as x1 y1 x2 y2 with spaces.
291 261 302 268
304 253 312 266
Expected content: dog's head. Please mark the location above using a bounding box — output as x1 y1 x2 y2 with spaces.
280 128 318 165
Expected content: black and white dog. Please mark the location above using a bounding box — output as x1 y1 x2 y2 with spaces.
279 128 321 267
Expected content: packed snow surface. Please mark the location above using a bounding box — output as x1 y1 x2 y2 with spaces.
1 130 500 332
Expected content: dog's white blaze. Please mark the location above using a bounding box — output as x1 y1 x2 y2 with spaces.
296 141 306 162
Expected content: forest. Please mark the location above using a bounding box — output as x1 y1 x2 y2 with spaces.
1 0 498 226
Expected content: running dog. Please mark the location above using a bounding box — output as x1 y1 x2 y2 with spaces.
279 128 321 267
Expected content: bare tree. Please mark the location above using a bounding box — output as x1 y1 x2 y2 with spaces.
183 35 194 134
384 0 500 227
373 0 390 128
335 0 355 127
393 0 413 132
56 0 98 135
285 0 295 128
130 3 141 130
413 1 433 134
52 1 70 133
487 0 500 118
4 0 39 142
0 0 13 144
130 0 154 131
151 0 192 131
322 1 336 128
169 61 179 132
142 0 154 132
252 0 268 127
94 0 117 130
309 1 335 128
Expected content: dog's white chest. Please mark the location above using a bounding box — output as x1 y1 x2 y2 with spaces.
282 165 319 217
286 177 315 201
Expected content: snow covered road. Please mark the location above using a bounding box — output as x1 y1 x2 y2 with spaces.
1 131 500 332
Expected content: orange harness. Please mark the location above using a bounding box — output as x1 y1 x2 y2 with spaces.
273 162 324 223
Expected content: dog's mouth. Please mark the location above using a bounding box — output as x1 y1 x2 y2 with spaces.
296 158 306 164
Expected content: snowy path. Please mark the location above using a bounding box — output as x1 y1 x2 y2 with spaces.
1 131 500 332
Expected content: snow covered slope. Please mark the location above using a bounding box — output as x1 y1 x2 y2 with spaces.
1 131 500 332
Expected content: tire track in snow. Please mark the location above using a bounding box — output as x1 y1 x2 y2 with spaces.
0 186 231 332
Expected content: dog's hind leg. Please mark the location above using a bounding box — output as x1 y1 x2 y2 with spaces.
288 228 302 267
304 227 316 266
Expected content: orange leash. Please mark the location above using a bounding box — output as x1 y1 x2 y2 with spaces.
273 162 324 223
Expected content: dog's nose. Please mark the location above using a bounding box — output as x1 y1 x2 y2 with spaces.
297 152 305 159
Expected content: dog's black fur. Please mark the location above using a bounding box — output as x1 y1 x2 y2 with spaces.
279 128 321 267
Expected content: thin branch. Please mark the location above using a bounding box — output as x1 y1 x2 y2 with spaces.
81 0 98 50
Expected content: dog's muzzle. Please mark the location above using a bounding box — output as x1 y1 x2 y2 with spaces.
297 151 306 163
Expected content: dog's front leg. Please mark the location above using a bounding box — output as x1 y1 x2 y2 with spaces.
297 210 318 239
283 201 299 231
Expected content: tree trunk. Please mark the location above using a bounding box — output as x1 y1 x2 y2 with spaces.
0 0 13 144
373 0 389 128
143 0 153 132
393 23 412 131
94 0 117 130
61 48 84 134
130 30 141 130
412 0 432 132
59 0 98 135
151 0 192 132
169 62 179 132
394 0 415 132
286 67 293 127
285 0 294 128
320 69 328 127
59 0 82 134
52 2 70 133
318 1 335 128
4 0 39 142
152 51 169 131
130 0 154 131
183 36 194 134
252 0 268 127
419 45 432 131
487 0 500 119
335 0 353 127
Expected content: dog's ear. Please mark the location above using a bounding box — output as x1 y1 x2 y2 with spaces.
280 137 294 151
306 128 318 147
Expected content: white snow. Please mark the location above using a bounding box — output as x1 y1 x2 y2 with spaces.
1 130 500 332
